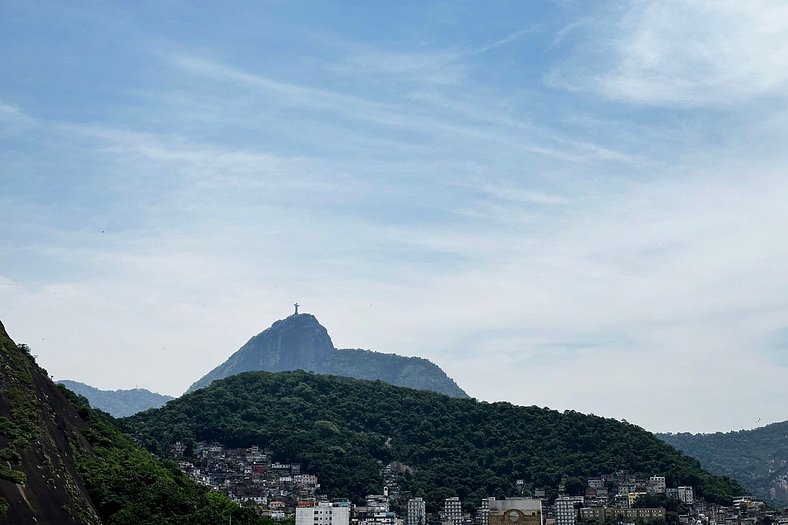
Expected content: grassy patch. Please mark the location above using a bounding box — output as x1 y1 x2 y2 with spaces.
0 464 27 484
0 446 21 462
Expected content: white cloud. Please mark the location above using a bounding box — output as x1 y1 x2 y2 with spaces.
333 50 467 84
550 0 788 106
0 101 35 133
4 5 788 435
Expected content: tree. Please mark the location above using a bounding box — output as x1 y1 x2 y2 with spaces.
565 477 586 496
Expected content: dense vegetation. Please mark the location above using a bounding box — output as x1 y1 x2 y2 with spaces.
125 370 743 511
0 319 271 525
61 386 271 525
58 379 174 417
658 425 788 505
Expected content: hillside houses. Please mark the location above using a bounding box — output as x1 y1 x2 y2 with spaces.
167 443 785 525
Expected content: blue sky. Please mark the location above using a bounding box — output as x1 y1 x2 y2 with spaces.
2 1 787 433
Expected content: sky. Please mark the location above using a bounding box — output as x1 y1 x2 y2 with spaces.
1 1 787 434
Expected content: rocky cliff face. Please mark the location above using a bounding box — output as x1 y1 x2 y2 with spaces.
187 313 468 398
231 314 335 372
0 321 102 525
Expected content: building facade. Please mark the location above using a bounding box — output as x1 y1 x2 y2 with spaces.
443 497 463 525
407 498 427 525
677 486 694 505
555 496 584 525
295 502 350 525
488 497 542 525
648 477 666 495
580 507 666 524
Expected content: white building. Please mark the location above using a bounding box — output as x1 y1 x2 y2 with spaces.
477 497 495 525
367 495 390 513
359 511 399 525
555 496 584 525
408 497 427 525
296 502 351 525
648 476 666 495
678 486 694 505
443 497 463 525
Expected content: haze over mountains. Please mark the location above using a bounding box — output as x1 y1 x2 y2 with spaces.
56 380 174 418
658 423 788 506
187 312 468 398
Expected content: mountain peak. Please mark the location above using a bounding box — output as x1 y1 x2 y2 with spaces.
254 312 335 370
279 312 324 328
186 312 468 398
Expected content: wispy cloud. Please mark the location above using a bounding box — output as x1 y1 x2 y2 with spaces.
164 52 638 167
473 27 535 55
0 101 35 133
549 1 788 106
332 49 467 84
3 1 788 433
331 26 534 83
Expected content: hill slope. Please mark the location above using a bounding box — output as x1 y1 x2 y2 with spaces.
0 320 271 525
0 322 101 525
57 380 174 417
658 423 788 505
128 370 743 509
187 313 467 398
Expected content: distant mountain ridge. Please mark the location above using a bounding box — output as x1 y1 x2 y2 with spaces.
187 313 468 398
657 422 788 505
57 380 174 417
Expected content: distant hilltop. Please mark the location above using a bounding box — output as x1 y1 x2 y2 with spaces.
57 380 174 417
187 311 468 398
657 421 788 506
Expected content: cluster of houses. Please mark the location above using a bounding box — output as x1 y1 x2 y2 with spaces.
168 442 785 525
171 441 319 519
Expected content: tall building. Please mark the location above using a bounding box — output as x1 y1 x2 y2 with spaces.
477 497 496 525
677 486 694 505
443 497 463 525
487 497 542 525
648 476 666 495
296 502 351 525
408 498 427 525
554 496 583 525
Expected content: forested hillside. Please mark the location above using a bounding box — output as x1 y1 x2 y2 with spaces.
0 319 270 525
125 370 743 510
659 424 788 505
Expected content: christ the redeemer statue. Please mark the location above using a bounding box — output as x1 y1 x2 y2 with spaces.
294 303 299 315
